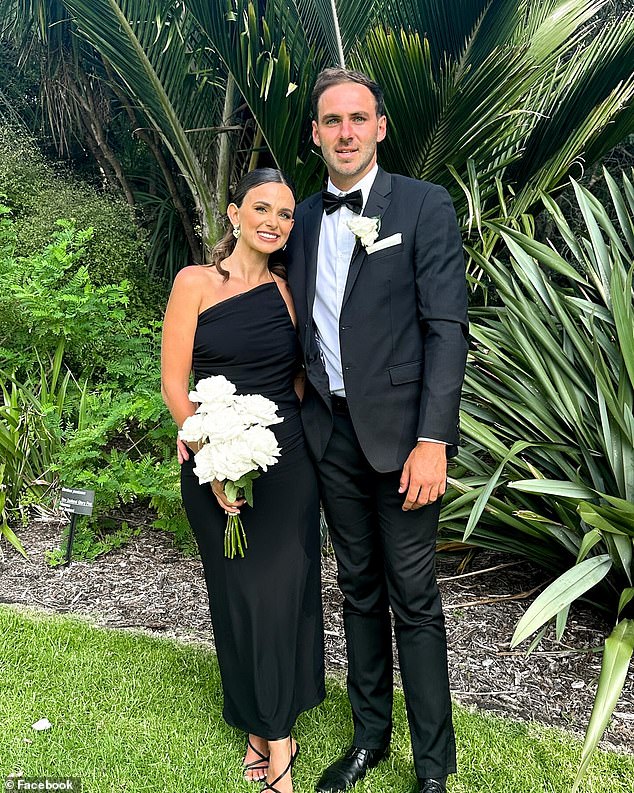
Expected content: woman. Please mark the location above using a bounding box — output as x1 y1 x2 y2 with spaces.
161 168 325 793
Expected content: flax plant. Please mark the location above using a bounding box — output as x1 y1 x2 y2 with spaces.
441 169 634 783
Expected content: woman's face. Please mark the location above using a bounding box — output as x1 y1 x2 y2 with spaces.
230 182 295 255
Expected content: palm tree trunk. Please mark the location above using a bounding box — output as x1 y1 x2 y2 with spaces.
73 70 136 207
248 125 264 172
213 74 237 242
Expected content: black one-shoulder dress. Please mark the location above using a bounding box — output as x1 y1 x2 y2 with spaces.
180 282 325 739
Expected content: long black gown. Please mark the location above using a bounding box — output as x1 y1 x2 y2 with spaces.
180 281 325 739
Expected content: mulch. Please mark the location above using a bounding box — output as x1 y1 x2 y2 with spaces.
1 510 632 754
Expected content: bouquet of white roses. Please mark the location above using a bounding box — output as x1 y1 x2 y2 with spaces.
178 375 283 558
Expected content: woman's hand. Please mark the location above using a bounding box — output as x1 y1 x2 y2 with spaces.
211 480 246 515
177 437 201 463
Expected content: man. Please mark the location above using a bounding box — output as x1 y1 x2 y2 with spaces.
285 68 468 793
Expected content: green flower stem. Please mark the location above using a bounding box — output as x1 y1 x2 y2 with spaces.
224 510 247 558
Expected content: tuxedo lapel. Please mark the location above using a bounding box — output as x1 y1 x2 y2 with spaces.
342 168 392 308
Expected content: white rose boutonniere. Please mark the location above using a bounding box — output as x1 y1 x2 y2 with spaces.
346 215 381 250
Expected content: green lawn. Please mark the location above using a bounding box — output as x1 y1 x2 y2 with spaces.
0 606 631 792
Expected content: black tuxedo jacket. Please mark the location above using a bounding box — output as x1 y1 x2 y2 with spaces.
286 167 468 472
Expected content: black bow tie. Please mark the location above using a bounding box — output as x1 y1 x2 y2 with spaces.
322 189 363 215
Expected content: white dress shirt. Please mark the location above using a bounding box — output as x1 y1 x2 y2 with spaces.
313 165 378 396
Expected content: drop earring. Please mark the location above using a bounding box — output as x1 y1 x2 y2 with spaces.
232 225 241 239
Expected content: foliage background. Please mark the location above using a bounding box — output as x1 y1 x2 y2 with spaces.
0 0 633 777
0 133 189 558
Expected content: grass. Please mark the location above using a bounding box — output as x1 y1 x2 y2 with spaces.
0 605 632 792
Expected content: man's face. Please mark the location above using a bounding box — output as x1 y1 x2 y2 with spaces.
312 82 387 191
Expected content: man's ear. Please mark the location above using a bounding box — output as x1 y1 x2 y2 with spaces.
377 115 387 144
312 119 321 147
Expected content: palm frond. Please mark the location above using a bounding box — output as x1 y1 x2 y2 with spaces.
63 0 221 238
510 17 634 212
358 26 539 206
359 1 633 218
379 0 519 74
188 0 322 193
292 0 382 66
523 0 607 58
0 0 94 153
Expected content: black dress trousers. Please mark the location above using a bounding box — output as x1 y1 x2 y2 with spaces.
316 405 456 780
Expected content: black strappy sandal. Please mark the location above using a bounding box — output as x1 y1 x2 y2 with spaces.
243 737 270 782
261 738 299 792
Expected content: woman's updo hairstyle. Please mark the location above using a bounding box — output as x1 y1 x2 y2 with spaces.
208 167 295 280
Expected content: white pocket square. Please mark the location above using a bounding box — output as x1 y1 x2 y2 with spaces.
366 232 402 255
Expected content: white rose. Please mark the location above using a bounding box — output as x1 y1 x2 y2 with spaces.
242 425 281 471
346 216 380 247
192 443 219 484
360 231 378 247
186 382 284 489
178 412 207 443
200 407 249 443
217 437 258 481
347 216 374 236
193 440 250 483
232 394 283 427
189 375 236 408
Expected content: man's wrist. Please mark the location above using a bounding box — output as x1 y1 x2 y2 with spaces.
417 437 448 445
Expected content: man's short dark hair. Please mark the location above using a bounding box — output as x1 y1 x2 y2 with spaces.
311 67 385 119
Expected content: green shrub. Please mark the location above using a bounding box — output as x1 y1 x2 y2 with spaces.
444 170 633 607
0 123 166 320
0 208 190 557
55 386 193 558
0 209 129 377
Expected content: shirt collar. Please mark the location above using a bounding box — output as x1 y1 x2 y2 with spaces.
326 164 378 211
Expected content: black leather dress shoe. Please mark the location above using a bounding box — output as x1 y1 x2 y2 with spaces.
315 745 390 792
418 778 447 793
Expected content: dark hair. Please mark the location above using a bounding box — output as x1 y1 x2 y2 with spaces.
207 167 295 280
311 67 385 120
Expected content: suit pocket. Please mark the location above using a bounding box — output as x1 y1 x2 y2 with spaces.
388 360 423 385
368 242 404 262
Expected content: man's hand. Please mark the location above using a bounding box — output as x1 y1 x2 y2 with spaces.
399 441 447 511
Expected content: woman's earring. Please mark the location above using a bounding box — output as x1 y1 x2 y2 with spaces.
232 225 241 239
